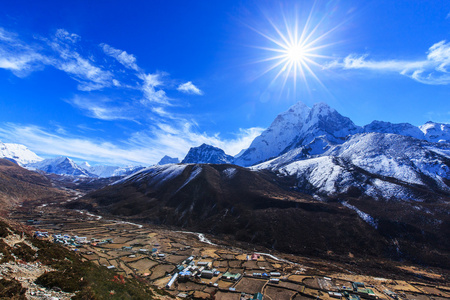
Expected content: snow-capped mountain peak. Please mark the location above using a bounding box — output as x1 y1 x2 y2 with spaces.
419 121 450 143
234 101 360 167
80 161 91 169
0 141 43 166
182 143 233 164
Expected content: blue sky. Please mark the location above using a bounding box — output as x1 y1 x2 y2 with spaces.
0 0 449 166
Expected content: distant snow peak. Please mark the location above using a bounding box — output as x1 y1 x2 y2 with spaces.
81 163 144 178
27 156 94 177
182 143 233 164
419 121 450 143
363 120 423 139
0 141 42 166
80 161 91 169
25 156 144 178
157 155 180 165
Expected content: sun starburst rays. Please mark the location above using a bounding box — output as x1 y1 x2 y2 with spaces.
261 20 324 88
249 8 341 96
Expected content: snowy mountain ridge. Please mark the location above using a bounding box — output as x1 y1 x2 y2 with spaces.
253 132 450 201
235 101 450 167
80 162 145 178
26 156 95 177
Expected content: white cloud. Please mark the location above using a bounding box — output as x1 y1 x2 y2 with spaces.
0 27 115 89
0 27 47 77
325 40 450 85
68 95 134 121
140 73 171 105
177 81 203 95
221 127 265 155
0 51 45 76
55 29 80 43
0 27 16 42
101 43 140 71
49 31 115 91
56 55 114 91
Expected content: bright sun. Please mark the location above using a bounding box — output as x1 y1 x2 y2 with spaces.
249 7 340 93
287 45 306 62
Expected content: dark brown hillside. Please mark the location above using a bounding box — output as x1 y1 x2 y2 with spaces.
70 164 393 260
0 158 68 210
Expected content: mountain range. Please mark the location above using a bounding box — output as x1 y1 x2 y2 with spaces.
1 101 449 267
157 102 450 202
2 101 449 188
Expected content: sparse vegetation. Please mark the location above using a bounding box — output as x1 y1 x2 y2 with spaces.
0 219 158 299
0 278 27 300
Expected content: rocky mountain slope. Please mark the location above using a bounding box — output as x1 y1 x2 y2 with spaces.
70 163 449 267
0 158 68 210
66 101 450 267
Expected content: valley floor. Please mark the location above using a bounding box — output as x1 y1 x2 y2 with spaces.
6 203 449 300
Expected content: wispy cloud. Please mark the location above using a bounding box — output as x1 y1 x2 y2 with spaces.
0 27 47 77
177 81 203 95
101 43 140 71
139 73 171 105
0 26 199 117
0 27 115 89
67 95 136 121
325 40 450 85
47 29 115 91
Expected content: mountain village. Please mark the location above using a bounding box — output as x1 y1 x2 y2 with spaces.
7 203 450 300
